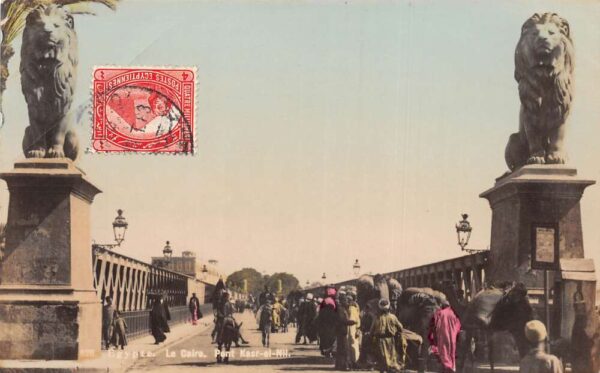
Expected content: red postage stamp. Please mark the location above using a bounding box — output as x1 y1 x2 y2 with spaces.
92 67 196 154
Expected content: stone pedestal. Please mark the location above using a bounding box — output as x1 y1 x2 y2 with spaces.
480 165 595 287
0 159 102 360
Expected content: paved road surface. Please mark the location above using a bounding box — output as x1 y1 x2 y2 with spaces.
128 310 335 372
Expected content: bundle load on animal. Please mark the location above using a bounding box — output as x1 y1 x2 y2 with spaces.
505 12 573 171
20 4 79 161
401 287 448 307
356 274 391 309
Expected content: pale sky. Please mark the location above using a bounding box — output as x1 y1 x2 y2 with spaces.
1 0 599 286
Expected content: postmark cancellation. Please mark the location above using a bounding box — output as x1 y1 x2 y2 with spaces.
92 67 196 155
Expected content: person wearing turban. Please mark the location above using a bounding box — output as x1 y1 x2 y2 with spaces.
317 286 338 357
370 298 404 372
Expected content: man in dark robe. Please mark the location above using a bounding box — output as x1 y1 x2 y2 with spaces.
150 296 170 344
295 297 308 344
102 296 115 349
317 287 338 357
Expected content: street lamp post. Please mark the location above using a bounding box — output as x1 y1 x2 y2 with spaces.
352 259 361 277
455 213 488 254
92 209 128 250
321 272 327 281
162 240 173 266
201 264 208 281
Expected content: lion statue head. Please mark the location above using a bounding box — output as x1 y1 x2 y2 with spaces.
506 13 574 170
515 12 573 119
20 4 79 160
21 4 78 120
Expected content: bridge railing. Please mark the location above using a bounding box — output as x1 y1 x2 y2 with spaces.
304 252 489 302
92 247 247 340
387 252 488 302
124 303 215 339
93 246 192 311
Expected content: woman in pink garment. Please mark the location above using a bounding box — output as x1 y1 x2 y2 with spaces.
428 299 461 373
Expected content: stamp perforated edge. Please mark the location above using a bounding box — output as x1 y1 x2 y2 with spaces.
86 65 198 156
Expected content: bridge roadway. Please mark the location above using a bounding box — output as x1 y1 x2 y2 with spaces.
127 309 333 372
126 310 512 373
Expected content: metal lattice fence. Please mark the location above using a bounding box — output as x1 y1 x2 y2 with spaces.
123 304 214 340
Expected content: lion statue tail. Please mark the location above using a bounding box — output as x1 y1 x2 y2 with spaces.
505 132 528 171
64 130 79 162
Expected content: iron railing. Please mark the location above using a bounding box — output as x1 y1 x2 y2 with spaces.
305 252 489 302
123 304 214 340
93 246 190 311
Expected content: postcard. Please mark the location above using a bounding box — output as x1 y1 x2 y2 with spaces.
0 1 599 372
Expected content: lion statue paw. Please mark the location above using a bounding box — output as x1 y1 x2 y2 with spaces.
46 145 66 158
526 155 546 165
546 151 567 164
26 148 46 158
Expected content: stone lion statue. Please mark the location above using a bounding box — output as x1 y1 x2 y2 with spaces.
20 4 79 160
505 12 574 171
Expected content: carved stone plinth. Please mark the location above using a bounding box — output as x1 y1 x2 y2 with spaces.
480 165 595 287
0 159 102 360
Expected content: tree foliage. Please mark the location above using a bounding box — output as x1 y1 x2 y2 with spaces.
265 272 300 296
226 268 265 295
226 268 300 297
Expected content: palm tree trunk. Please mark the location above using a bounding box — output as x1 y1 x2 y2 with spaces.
0 42 15 127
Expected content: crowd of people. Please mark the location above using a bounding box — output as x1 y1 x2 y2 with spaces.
276 284 565 373
284 285 406 372
100 281 568 373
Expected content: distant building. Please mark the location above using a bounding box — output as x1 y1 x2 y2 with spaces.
151 251 223 286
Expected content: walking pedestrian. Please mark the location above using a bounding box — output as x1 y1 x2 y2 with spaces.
317 287 338 357
370 298 403 373
519 320 564 373
150 296 170 344
112 310 128 349
295 297 306 343
102 296 115 350
335 293 357 371
347 292 362 367
428 299 461 373
281 299 289 333
259 299 274 347
272 297 283 332
189 293 202 325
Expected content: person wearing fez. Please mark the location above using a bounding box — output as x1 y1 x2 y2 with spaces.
519 320 563 373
